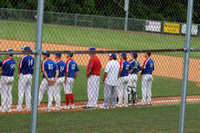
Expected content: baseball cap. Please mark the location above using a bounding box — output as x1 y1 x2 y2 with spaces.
119 53 126 57
43 53 50 56
108 53 116 58
130 53 138 57
7 49 13 52
21 46 31 51
88 47 96 51
54 53 61 57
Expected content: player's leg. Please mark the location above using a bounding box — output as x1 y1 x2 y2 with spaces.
132 74 138 104
111 85 117 108
53 78 60 108
102 83 111 108
57 77 64 108
38 79 48 106
90 75 100 108
127 75 133 104
64 79 70 108
7 83 13 112
147 75 153 105
117 77 123 106
141 75 147 105
47 84 54 109
123 77 129 107
86 76 93 107
0 78 7 112
69 78 75 108
17 74 26 110
25 75 32 110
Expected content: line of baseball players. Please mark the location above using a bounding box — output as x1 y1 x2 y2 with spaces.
0 46 79 113
0 46 154 113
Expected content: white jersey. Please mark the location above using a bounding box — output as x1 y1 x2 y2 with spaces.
105 60 120 86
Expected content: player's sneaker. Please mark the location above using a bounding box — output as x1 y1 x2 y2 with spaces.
136 102 146 106
0 108 5 113
25 108 31 112
99 105 109 109
111 106 116 109
16 107 22 112
46 107 51 112
64 105 70 110
7 108 12 113
147 102 151 105
55 106 61 111
71 104 75 109
124 104 128 107
117 104 123 107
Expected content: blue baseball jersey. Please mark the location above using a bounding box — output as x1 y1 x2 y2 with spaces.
66 59 79 78
142 58 154 75
2 58 16 76
129 59 142 74
19 55 34 74
119 60 133 77
41 59 59 78
55 60 66 78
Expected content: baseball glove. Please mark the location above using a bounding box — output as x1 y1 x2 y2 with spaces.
195 82 200 87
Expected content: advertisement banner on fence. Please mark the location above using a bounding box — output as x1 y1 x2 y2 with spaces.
145 21 161 32
181 24 198 35
164 23 180 34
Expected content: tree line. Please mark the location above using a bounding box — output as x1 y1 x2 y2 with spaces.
1 0 199 23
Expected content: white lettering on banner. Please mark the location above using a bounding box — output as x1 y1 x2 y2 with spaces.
146 21 161 32
181 24 198 35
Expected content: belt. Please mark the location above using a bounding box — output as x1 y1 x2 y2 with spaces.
22 73 32 75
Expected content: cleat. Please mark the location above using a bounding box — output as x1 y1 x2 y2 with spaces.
7 109 12 113
99 105 109 109
111 106 116 109
71 104 75 109
124 104 128 107
0 108 5 113
16 108 22 112
55 107 61 111
135 102 146 106
64 105 70 110
117 104 123 108
46 107 51 112
25 108 31 112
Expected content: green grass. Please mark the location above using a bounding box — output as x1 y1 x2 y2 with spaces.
0 56 199 105
0 103 200 132
0 22 200 58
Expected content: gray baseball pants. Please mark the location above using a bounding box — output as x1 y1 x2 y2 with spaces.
103 83 117 108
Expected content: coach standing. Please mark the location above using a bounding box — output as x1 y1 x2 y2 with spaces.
82 47 102 109
100 53 120 109
17 46 34 112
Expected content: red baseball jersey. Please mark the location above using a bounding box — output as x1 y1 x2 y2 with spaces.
86 55 102 76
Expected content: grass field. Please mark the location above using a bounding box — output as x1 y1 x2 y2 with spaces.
0 22 200 59
0 56 199 105
0 104 200 132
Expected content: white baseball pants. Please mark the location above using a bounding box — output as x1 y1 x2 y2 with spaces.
117 76 129 105
17 74 32 109
38 78 55 108
141 74 153 104
0 76 14 110
86 75 100 108
64 77 74 94
128 74 138 92
53 77 65 107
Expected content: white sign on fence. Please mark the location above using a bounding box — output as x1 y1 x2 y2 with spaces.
145 21 161 32
181 24 198 35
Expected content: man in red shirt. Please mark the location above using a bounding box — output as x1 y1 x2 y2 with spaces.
82 47 102 109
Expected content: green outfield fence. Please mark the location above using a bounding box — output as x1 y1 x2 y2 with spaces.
0 0 200 133
1 8 200 37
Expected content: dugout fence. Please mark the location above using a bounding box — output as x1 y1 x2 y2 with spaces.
0 0 200 133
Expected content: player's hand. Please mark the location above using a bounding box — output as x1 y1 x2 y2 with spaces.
86 74 90 78
101 80 104 84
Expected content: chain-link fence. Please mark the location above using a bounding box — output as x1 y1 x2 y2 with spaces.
0 0 200 133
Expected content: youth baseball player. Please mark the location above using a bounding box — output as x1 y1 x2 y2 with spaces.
82 47 102 109
38 53 59 112
100 53 120 109
17 46 34 112
0 49 16 113
53 53 66 110
127 53 141 105
64 53 79 109
117 53 133 107
138 52 154 105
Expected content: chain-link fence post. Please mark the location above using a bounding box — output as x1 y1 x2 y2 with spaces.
179 0 194 133
124 0 129 31
30 0 45 133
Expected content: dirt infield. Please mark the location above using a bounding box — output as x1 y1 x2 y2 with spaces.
0 39 199 82
0 95 200 115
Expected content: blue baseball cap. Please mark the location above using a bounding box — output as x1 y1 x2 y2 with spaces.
88 47 96 51
54 53 61 57
21 46 31 51
131 53 138 57
119 53 126 57
108 53 116 58
7 49 13 52
43 53 50 56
